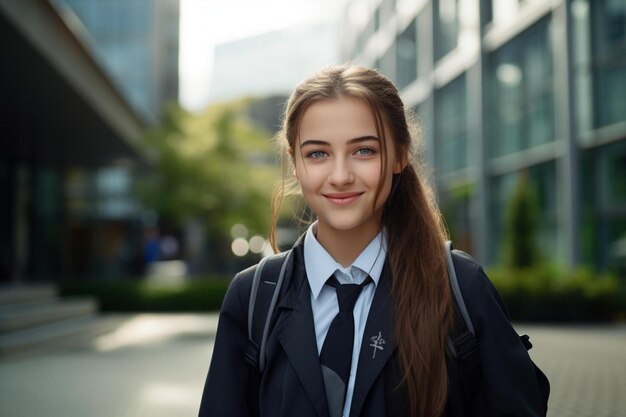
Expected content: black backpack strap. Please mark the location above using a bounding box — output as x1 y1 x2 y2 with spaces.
445 241 478 358
245 249 293 373
444 241 481 396
445 242 549 415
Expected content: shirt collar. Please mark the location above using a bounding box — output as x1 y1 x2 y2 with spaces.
304 221 387 300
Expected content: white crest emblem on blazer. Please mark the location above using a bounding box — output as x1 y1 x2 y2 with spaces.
369 331 385 358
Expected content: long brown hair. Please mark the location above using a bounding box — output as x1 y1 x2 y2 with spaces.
270 64 454 417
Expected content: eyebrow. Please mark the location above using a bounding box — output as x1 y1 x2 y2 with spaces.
300 135 380 147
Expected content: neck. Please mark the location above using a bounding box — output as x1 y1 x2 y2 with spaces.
315 221 382 268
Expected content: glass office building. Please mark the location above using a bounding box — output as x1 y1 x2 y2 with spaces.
341 0 626 272
52 0 179 123
1 1 152 284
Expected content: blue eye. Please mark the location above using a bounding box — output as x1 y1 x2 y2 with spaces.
308 150 327 159
356 148 375 156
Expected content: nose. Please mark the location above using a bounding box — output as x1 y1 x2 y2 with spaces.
328 158 354 186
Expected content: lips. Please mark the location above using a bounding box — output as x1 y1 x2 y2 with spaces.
324 192 364 205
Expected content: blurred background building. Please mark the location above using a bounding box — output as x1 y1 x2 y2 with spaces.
1 0 624 358
3 0 625 285
0 0 179 285
209 22 338 103
51 0 180 124
341 0 626 272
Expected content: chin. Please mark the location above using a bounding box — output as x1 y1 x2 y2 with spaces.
320 217 377 234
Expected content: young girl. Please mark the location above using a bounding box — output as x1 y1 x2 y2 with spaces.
198 64 548 417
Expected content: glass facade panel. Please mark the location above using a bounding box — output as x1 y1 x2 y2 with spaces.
489 173 516 263
32 168 62 280
531 163 558 257
379 44 396 83
442 183 474 253
487 18 554 157
607 152 626 205
581 144 626 271
591 0 626 128
56 0 159 121
96 167 137 219
396 19 417 89
587 142 626 271
489 162 557 264
579 153 595 266
435 75 467 173
604 146 626 274
481 0 493 27
434 0 459 61
607 217 626 276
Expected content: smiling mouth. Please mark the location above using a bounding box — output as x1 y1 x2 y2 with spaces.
324 192 364 205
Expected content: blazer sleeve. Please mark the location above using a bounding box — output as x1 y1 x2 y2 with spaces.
453 252 546 417
198 269 258 417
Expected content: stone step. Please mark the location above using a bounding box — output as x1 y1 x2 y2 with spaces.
0 285 57 306
0 314 123 358
0 297 98 334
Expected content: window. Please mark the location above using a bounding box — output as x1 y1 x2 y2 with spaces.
481 0 493 27
435 75 467 173
32 168 62 279
487 18 554 157
591 0 626 128
396 19 417 89
489 162 557 264
582 143 626 271
374 5 381 32
379 44 396 83
607 153 626 205
442 182 474 253
434 0 459 61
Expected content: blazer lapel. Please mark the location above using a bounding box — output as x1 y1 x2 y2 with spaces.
349 263 396 417
275 242 329 417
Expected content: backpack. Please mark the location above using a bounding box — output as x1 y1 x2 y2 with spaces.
443 242 549 416
243 242 549 414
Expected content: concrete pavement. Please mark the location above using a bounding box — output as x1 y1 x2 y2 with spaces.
0 314 219 417
517 324 626 417
0 314 624 417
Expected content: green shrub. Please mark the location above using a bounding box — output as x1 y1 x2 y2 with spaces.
503 172 541 269
62 269 626 321
59 277 232 312
486 265 624 322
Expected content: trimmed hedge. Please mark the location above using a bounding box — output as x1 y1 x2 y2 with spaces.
60 268 626 322
59 278 231 312
486 266 626 322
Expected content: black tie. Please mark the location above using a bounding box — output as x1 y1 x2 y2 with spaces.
320 275 373 417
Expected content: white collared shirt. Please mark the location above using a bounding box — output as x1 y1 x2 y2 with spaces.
303 221 387 417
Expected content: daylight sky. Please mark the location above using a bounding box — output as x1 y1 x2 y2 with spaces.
179 0 346 112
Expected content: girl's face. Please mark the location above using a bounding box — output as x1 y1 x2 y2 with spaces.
294 96 403 239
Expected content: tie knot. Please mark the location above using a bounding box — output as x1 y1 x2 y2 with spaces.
326 276 372 312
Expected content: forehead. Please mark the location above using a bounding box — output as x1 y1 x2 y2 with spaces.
298 97 378 140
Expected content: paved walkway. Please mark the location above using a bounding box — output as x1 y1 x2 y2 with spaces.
0 314 624 417
516 324 626 417
0 314 219 417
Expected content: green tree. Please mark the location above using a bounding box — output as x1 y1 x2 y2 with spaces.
137 100 278 256
503 171 541 268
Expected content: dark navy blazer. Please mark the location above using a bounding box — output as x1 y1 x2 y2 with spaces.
198 239 546 417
